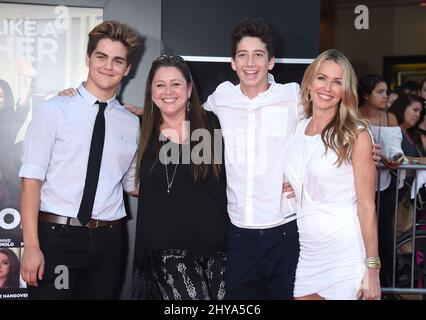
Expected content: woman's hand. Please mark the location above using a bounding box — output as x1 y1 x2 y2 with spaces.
124 104 144 116
356 268 381 300
382 154 404 169
372 143 381 162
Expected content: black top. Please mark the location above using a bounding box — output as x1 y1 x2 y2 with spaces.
134 111 228 267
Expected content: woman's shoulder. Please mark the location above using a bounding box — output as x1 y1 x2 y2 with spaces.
379 110 398 127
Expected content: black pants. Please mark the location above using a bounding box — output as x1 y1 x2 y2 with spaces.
28 221 126 300
225 221 299 300
149 250 227 300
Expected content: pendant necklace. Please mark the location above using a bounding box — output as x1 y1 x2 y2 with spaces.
162 139 182 194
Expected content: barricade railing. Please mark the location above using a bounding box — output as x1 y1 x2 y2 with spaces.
376 163 426 299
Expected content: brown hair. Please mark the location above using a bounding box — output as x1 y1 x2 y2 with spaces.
136 55 222 182
300 49 368 165
0 248 20 288
87 20 141 64
231 18 274 59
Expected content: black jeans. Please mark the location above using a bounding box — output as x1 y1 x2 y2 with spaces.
28 221 126 300
225 221 299 300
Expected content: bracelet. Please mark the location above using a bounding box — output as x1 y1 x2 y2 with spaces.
365 256 381 269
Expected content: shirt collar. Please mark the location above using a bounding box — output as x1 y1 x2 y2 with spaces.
77 83 117 109
236 73 276 99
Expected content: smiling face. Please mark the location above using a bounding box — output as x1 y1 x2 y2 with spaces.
310 60 343 112
151 66 192 119
231 36 275 99
85 38 131 99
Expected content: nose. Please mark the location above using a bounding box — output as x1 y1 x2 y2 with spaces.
162 85 173 95
247 55 255 66
105 58 113 70
324 80 332 91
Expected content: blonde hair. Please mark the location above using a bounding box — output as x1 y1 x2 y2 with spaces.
300 49 368 165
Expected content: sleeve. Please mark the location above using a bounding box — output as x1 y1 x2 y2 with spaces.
18 101 59 181
294 83 304 119
203 91 217 114
122 148 138 193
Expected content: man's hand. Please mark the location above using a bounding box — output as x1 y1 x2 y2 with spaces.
21 246 45 287
58 88 77 97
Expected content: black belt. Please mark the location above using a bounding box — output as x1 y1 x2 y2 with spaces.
39 211 123 229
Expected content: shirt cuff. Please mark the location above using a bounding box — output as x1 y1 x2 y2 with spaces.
19 164 46 180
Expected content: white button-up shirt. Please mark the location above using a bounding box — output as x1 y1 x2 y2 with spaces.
204 74 302 229
19 83 139 220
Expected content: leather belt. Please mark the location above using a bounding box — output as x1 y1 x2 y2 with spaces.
39 211 123 229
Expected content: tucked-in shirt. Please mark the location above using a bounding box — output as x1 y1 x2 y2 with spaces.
204 74 302 229
19 83 139 220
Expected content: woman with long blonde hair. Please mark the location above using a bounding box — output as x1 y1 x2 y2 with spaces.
283 49 380 300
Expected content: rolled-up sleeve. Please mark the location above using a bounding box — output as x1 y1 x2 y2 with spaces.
122 153 138 192
19 101 59 181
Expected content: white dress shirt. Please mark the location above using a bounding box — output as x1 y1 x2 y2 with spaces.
204 74 302 228
19 83 139 220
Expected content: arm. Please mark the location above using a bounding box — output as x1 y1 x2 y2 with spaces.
16 59 36 108
20 178 44 287
123 153 139 197
352 130 381 300
19 100 59 287
57 88 145 117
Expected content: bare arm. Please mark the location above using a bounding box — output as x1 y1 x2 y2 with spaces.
16 59 36 108
127 189 139 197
352 130 381 300
20 178 45 287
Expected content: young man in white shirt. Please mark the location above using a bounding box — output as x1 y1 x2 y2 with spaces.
19 21 141 299
203 18 301 299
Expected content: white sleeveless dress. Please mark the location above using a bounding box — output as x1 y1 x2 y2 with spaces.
283 117 365 300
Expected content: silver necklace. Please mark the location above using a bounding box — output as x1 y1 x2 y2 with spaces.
162 140 182 194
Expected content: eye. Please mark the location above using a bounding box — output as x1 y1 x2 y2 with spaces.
154 83 165 88
317 75 325 80
333 80 342 86
237 52 247 58
255 52 264 57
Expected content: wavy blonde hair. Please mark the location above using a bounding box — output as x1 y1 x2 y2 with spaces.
300 49 368 166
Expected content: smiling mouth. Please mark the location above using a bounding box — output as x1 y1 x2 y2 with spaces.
317 93 334 101
163 98 177 104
